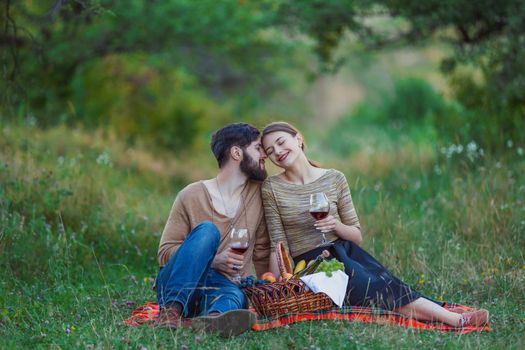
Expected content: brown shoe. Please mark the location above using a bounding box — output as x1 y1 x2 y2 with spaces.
191 309 257 337
460 309 489 327
155 304 183 329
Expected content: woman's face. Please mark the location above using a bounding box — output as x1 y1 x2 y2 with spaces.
262 131 303 168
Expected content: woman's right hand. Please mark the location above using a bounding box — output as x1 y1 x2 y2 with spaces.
314 214 339 233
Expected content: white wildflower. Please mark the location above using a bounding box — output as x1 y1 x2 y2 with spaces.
25 115 37 127
96 151 112 167
467 141 477 153
466 141 482 162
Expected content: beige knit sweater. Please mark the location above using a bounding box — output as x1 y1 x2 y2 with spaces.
158 180 270 277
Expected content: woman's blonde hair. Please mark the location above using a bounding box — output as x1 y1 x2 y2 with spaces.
261 121 319 167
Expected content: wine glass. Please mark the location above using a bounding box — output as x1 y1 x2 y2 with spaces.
309 192 331 247
230 228 249 283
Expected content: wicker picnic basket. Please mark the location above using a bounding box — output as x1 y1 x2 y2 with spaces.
243 242 334 318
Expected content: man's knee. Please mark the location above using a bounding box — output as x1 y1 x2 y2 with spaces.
191 221 221 247
229 287 248 308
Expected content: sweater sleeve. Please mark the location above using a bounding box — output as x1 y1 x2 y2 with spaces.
157 190 191 267
252 214 271 277
261 180 289 251
336 171 360 228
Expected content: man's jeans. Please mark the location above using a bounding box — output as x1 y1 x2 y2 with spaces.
156 221 248 317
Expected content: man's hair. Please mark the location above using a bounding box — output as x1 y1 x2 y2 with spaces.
211 123 260 168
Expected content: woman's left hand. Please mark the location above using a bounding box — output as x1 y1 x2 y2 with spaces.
314 215 339 233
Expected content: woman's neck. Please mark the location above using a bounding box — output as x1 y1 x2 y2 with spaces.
282 155 323 185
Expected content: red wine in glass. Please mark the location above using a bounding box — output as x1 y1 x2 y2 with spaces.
230 228 249 283
309 210 329 220
231 242 249 255
309 192 331 246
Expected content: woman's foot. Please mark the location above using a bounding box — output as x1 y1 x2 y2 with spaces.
447 306 469 314
459 309 489 327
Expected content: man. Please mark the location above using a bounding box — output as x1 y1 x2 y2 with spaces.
155 123 270 337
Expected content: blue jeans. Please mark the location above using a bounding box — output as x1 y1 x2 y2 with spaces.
156 221 248 317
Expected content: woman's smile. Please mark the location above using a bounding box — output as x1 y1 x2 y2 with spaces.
277 151 289 162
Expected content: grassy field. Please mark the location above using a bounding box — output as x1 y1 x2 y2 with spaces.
1 121 524 349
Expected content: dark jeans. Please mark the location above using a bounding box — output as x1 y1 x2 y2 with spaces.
156 221 248 317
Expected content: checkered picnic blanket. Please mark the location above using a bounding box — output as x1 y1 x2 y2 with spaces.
123 302 490 334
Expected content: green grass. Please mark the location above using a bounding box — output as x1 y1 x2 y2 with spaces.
1 122 524 349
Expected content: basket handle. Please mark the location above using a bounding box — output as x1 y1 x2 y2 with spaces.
276 241 294 277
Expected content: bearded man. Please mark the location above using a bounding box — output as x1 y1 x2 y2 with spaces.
155 123 270 337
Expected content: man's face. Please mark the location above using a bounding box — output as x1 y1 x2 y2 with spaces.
240 139 267 181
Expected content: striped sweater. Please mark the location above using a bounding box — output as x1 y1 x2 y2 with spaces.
261 169 360 258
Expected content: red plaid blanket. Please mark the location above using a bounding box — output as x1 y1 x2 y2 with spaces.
123 302 490 334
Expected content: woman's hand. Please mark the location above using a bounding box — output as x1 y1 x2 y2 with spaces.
314 215 339 233
314 216 363 244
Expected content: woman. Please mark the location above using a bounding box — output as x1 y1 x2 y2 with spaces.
260 121 488 327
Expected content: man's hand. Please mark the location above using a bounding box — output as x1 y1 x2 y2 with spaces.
211 248 245 278
314 215 339 233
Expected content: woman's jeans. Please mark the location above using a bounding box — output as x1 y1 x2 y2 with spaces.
156 221 247 317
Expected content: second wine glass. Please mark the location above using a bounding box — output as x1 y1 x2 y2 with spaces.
309 192 330 246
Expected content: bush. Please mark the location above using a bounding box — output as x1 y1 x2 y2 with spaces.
383 78 448 125
327 76 525 156
446 72 525 151
326 78 445 156
71 54 228 151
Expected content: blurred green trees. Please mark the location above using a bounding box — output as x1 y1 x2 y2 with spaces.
327 78 445 156
1 0 524 151
276 0 525 147
1 0 292 150
72 55 225 149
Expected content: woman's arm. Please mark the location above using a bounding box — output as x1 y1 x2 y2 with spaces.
313 171 363 244
333 220 362 244
314 216 362 244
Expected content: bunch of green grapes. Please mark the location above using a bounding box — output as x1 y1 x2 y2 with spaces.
316 259 345 277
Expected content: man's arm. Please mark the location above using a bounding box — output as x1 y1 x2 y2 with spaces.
252 214 271 278
157 192 191 267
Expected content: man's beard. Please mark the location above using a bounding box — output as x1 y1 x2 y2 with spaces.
240 152 267 181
